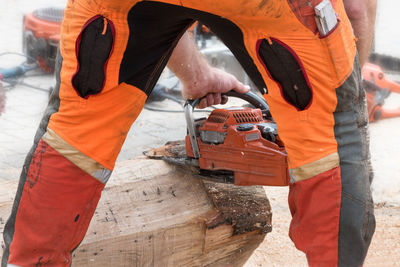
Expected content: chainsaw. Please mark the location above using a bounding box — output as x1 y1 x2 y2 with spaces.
145 91 289 186
180 91 289 186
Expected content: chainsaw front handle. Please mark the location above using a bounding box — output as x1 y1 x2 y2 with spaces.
184 90 270 159
187 90 269 111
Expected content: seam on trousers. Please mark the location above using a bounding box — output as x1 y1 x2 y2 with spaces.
342 191 366 206
1 50 63 267
289 152 340 182
42 128 112 184
68 183 104 258
336 55 375 267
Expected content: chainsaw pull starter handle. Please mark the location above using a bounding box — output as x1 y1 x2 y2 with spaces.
184 90 271 159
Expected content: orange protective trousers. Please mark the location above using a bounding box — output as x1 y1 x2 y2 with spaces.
2 0 375 266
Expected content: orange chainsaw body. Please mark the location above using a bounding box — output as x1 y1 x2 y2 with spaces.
186 107 289 186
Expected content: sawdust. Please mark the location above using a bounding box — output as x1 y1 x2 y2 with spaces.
203 180 272 235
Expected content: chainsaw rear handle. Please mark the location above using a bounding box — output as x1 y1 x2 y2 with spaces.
184 90 270 158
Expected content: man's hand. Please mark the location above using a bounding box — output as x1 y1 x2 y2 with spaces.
168 31 250 108
181 66 250 109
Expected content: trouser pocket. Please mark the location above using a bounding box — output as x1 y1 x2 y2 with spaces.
72 15 115 98
257 37 313 110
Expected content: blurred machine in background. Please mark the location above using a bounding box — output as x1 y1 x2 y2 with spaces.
22 7 63 72
363 63 400 122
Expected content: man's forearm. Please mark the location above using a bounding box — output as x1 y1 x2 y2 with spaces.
344 0 377 67
167 31 212 98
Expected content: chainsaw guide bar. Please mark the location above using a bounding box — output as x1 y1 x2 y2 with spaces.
144 140 235 184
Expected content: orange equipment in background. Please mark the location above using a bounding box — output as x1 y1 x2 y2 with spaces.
362 63 400 122
23 7 63 72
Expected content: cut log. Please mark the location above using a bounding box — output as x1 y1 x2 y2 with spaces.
0 157 271 266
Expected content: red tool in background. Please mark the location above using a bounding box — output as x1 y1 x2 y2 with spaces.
22 7 63 72
0 7 63 116
362 63 400 122
0 8 63 81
